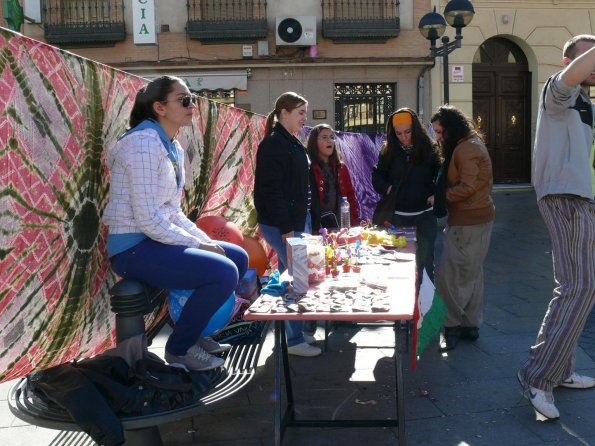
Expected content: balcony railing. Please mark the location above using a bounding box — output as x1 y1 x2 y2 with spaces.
322 0 400 43
187 0 267 44
42 0 125 47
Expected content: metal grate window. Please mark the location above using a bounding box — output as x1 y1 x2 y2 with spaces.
42 0 122 25
186 0 267 43
323 0 397 20
188 0 266 22
41 0 125 46
64 0 110 22
334 83 395 135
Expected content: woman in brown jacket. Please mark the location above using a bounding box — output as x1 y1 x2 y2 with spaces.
431 105 495 351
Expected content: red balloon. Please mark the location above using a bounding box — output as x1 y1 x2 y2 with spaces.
242 235 269 276
196 215 244 246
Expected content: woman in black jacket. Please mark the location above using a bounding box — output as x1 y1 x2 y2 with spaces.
372 108 441 282
254 91 321 357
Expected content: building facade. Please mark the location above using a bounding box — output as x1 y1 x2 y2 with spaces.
9 0 433 137
3 0 595 184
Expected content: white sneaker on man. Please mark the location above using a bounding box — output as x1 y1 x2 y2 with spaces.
517 371 560 420
558 372 595 389
287 342 322 357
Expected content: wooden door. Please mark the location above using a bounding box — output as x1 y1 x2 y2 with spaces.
473 67 531 183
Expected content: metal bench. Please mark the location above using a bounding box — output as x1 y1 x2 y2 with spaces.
8 279 269 446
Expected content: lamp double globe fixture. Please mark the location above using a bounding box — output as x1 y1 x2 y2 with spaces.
418 0 475 104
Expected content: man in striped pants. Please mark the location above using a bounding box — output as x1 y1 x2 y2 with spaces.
518 35 595 420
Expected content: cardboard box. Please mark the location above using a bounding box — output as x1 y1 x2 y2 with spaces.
286 237 309 294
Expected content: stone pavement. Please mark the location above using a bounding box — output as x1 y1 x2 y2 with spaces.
2 188 595 445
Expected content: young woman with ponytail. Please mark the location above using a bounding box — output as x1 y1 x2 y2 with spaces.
253 91 322 357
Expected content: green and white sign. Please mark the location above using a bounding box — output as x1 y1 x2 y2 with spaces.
132 0 156 45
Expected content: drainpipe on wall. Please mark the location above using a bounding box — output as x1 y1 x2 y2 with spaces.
417 63 435 123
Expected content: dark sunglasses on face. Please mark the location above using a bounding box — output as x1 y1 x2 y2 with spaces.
163 95 197 108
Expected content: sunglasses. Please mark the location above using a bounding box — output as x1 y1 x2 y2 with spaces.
163 95 197 108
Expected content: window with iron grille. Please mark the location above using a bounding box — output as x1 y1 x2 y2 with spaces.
187 0 267 43
43 0 120 25
325 0 395 20
62 0 110 22
41 0 125 46
334 83 395 135
189 0 262 20
322 0 400 42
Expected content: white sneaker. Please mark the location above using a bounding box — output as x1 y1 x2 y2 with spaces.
197 336 232 354
165 344 225 371
558 372 595 389
303 334 317 345
517 371 560 420
287 342 322 357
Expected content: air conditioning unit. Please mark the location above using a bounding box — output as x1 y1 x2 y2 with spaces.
276 16 317 47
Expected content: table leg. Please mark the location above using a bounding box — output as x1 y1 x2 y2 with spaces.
280 322 294 411
274 320 295 446
274 321 282 446
393 322 406 446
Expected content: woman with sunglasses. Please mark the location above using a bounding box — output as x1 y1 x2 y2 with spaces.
306 124 359 231
103 76 248 371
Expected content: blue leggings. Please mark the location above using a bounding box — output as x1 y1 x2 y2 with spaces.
111 238 248 355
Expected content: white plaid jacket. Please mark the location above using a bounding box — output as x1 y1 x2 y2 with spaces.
103 129 210 248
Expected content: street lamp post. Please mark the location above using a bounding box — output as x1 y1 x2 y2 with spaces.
418 0 475 104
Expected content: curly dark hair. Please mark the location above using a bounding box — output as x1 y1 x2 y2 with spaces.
430 105 483 161
378 107 437 170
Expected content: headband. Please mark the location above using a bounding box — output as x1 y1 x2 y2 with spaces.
392 112 413 127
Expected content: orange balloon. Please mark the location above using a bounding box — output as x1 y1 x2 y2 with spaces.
196 215 244 246
242 235 269 276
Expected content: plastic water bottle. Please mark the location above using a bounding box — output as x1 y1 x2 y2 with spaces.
340 197 350 229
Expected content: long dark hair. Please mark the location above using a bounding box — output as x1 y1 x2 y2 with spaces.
129 75 184 128
430 105 483 161
264 91 307 137
378 107 436 169
306 123 344 168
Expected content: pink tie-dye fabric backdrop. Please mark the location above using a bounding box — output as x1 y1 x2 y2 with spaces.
0 27 383 382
